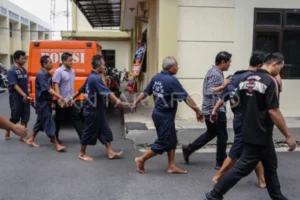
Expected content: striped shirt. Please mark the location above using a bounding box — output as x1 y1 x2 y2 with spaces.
202 66 226 115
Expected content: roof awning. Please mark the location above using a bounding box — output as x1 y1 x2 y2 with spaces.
73 0 121 28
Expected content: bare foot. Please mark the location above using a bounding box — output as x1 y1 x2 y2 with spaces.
212 176 219 184
56 145 66 152
27 140 40 147
78 154 94 161
5 136 11 140
20 138 28 143
258 181 266 189
135 157 146 174
108 151 123 160
5 132 11 140
167 166 188 174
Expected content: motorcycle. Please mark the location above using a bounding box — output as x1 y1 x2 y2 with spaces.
120 68 129 82
105 67 122 108
0 65 8 88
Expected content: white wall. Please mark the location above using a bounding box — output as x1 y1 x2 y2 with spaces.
97 40 130 72
177 0 235 119
177 0 300 119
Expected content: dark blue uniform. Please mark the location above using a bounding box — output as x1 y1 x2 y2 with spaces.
143 71 189 154
206 69 287 200
219 70 254 159
79 71 113 146
7 66 30 124
33 69 55 137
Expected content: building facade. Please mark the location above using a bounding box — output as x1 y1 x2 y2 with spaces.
70 0 300 119
0 0 51 68
61 2 131 72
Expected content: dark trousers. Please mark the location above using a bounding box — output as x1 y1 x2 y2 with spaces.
55 102 83 140
188 112 228 165
209 142 287 200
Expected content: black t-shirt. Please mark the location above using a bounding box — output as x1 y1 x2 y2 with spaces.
237 69 279 145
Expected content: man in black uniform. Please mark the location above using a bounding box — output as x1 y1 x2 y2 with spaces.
202 52 297 200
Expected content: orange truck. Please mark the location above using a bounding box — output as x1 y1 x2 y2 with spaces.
27 40 102 108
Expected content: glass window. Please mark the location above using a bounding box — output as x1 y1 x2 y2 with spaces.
256 12 281 26
253 8 300 79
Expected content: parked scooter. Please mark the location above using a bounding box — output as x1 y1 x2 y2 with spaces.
105 67 122 108
0 63 8 88
120 68 129 82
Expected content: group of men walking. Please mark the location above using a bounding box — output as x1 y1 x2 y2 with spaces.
132 51 296 199
1 49 297 199
4 50 123 160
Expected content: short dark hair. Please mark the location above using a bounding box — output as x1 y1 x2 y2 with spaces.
263 52 284 65
215 51 232 65
91 55 105 69
249 50 265 67
13 50 26 62
40 55 50 67
61 52 72 62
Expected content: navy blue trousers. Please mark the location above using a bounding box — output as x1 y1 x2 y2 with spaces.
189 112 228 165
9 95 30 124
151 110 177 154
81 111 113 146
228 114 243 159
33 103 55 137
208 142 287 200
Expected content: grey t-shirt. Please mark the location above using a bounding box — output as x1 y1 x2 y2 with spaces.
53 65 75 99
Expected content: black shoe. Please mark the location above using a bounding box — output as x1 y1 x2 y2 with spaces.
215 164 222 170
201 192 222 200
182 145 191 164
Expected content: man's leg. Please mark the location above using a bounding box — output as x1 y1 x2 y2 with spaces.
215 112 228 169
78 145 93 161
70 105 83 140
135 149 157 174
27 116 42 147
98 116 123 159
20 102 30 143
54 102 63 143
182 116 218 164
79 112 99 161
213 116 242 183
167 149 187 174
5 95 15 140
261 142 288 200
6 98 21 140
204 143 261 200
255 161 266 189
46 107 65 152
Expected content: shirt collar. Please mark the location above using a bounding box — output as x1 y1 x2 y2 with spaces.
257 69 271 75
161 70 172 75
91 70 98 75
62 65 70 71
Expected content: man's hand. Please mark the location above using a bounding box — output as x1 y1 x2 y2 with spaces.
23 95 29 103
286 135 296 152
117 101 126 109
58 97 65 108
210 110 218 123
131 103 137 113
12 124 27 138
196 111 205 123
66 97 74 107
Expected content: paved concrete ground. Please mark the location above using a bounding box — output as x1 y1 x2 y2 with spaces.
0 91 300 200
124 105 300 147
